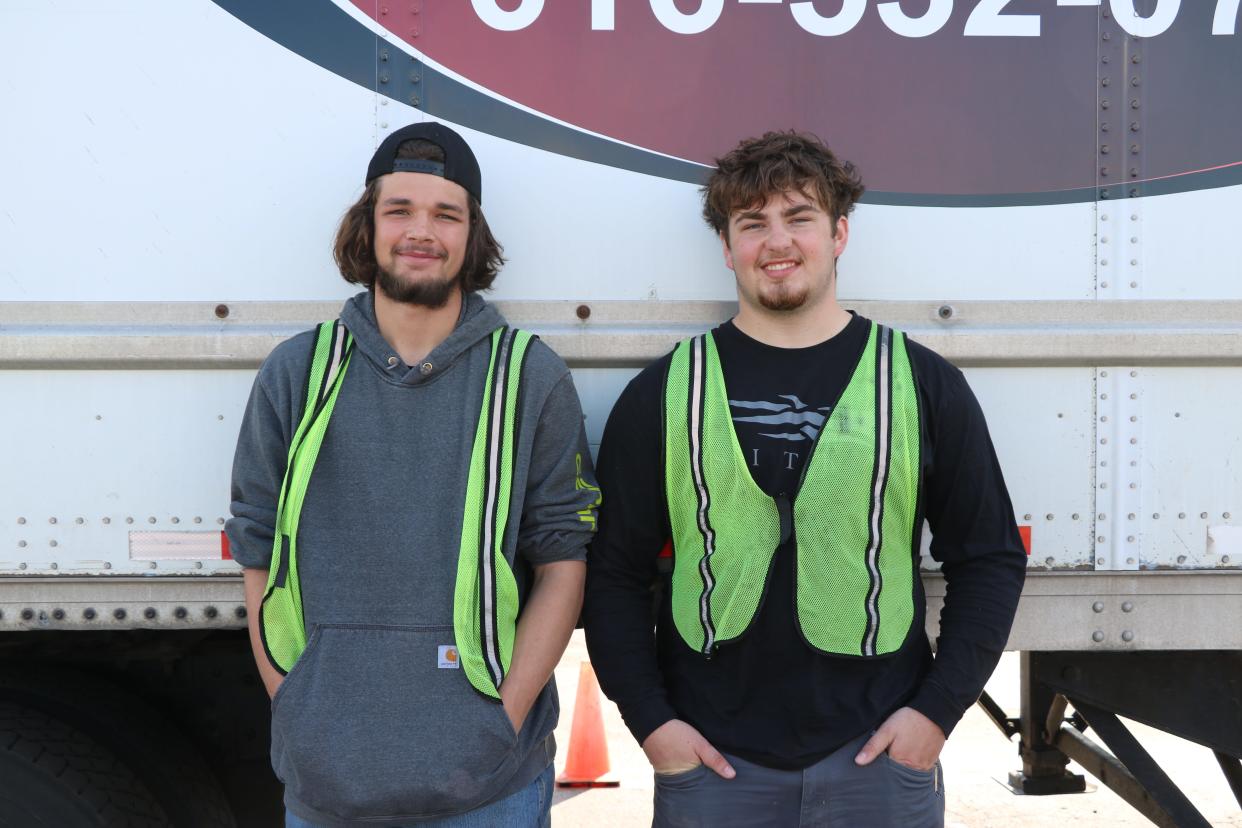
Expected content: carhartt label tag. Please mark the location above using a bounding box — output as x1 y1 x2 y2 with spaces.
438 645 460 669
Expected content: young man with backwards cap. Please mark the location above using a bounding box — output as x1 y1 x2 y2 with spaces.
227 122 599 827
584 131 1026 826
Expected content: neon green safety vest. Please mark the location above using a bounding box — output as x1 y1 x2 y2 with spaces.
259 319 535 699
663 321 921 659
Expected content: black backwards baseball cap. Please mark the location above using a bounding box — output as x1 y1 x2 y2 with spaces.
365 122 483 204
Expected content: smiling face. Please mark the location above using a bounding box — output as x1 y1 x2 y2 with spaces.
371 171 471 307
723 189 848 315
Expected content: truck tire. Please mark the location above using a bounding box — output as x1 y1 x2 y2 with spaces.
0 702 169 827
0 665 236 828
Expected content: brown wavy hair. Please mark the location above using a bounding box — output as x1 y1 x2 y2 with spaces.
702 131 865 243
333 139 505 292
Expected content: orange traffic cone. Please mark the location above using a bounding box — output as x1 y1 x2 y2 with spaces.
556 662 620 788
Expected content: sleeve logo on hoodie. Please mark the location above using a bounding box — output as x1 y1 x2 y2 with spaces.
575 452 602 531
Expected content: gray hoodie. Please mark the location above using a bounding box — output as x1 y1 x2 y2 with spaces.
227 291 598 826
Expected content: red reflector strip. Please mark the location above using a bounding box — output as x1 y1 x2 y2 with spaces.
221 532 232 560
129 531 223 560
658 539 673 559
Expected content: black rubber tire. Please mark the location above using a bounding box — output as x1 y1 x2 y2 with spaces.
0 701 169 827
0 665 236 828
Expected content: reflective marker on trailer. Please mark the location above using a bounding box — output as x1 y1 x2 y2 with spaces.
127 532 237 561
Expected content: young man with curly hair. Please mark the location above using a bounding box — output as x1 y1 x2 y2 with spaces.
585 131 1026 826
228 122 599 827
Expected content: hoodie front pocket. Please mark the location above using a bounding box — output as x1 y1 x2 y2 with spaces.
271 624 518 821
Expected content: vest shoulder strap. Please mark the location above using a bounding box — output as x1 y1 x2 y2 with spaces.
455 326 537 699
259 320 354 674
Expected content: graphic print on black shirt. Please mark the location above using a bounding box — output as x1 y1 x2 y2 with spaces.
729 395 832 469
712 315 868 497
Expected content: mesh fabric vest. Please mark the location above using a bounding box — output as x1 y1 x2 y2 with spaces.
259 321 534 699
663 321 921 658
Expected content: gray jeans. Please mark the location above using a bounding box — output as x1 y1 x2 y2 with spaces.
652 732 944 827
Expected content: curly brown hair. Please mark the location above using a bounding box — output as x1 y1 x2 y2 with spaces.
333 139 504 292
702 131 865 242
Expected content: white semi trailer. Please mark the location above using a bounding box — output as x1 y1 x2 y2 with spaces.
1 1 1240 824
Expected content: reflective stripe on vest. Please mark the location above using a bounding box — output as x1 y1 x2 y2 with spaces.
260 322 533 699
259 319 353 675
663 321 920 658
453 326 534 698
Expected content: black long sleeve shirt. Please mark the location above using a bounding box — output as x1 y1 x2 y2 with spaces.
583 314 1027 770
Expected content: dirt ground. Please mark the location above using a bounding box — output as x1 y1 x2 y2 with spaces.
549 633 1242 827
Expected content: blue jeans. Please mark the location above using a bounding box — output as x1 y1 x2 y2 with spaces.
285 763 553 828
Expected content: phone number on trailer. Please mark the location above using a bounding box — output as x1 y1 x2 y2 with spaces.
470 0 1240 37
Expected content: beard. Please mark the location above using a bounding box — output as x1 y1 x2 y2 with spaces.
375 265 460 309
756 280 810 312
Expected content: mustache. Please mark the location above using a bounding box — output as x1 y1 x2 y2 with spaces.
393 244 446 258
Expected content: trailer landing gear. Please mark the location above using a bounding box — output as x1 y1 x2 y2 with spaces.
983 650 1242 826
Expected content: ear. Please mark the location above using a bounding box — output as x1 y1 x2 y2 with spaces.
721 232 735 271
833 216 850 259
